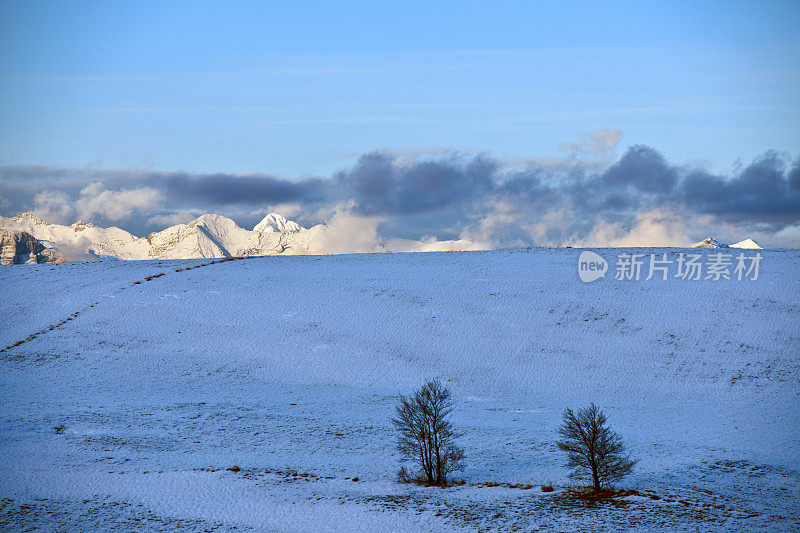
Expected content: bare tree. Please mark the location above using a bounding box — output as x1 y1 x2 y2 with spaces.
392 379 465 486
556 403 635 491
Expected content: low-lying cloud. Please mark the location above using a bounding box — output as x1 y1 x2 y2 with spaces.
1 133 798 247
30 183 161 225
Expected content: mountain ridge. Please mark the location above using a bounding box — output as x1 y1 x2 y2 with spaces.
0 212 480 263
691 237 763 249
0 212 767 264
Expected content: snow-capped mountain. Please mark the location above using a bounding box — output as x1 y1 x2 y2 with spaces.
0 229 66 265
0 212 320 262
691 237 723 248
253 213 302 234
691 237 763 249
730 238 763 249
3 212 768 264
0 212 479 263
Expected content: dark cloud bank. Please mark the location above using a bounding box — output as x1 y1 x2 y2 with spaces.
1 145 798 247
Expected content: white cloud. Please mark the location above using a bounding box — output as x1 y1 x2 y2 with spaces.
767 224 800 248
559 128 624 158
76 182 161 222
146 210 202 228
459 199 524 248
574 209 690 247
28 184 162 226
311 205 385 254
459 200 578 248
692 216 800 248
251 203 304 220
32 190 75 224
308 203 485 254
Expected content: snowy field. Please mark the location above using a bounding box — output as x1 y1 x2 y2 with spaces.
1 248 799 531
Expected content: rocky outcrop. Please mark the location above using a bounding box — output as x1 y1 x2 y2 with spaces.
691 237 723 248
0 230 66 265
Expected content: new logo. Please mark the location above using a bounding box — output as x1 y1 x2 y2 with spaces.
578 251 608 283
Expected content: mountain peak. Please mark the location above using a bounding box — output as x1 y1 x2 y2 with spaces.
691 237 763 249
190 213 236 226
71 220 96 231
14 212 48 225
253 213 302 234
730 238 762 249
691 237 724 248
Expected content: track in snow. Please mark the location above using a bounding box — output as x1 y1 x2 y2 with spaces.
0 255 260 355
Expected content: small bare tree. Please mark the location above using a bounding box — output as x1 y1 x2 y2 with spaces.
392 379 465 486
556 403 635 491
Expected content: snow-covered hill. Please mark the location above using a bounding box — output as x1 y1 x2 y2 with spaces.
0 212 479 263
0 249 798 530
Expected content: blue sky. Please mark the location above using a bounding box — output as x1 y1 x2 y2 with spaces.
1 0 798 175
0 1 798 248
